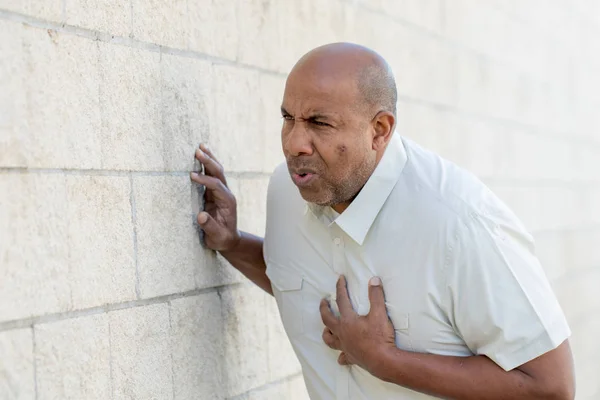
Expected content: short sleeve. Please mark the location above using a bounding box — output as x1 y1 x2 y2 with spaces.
446 213 571 371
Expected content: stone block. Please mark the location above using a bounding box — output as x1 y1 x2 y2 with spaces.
443 0 502 56
109 304 173 400
131 0 186 48
65 0 131 37
266 296 301 381
570 144 600 183
0 173 70 322
242 380 290 400
235 0 284 72
0 20 27 167
288 375 310 400
569 316 600 365
574 358 600 400
451 117 508 179
275 0 348 70
0 328 34 400
240 375 309 400
259 73 285 174
554 269 600 323
534 231 568 282
590 189 600 225
66 175 136 309
372 0 444 32
210 64 263 172
394 100 458 161
187 0 238 60
234 177 269 237
0 0 63 22
35 314 110 400
395 31 458 105
160 54 211 172
21 26 101 169
566 229 600 270
505 131 571 181
221 285 270 397
455 51 491 116
98 42 162 171
134 175 223 298
170 293 224 400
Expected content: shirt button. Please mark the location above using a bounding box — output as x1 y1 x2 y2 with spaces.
334 237 341 245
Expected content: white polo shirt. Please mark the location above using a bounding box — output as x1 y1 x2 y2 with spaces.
263 133 571 400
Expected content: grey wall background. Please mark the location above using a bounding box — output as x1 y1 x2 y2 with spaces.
1 0 599 399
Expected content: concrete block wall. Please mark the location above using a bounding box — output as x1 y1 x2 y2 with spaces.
0 1 598 399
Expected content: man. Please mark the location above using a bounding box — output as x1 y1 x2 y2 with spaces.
190 43 575 399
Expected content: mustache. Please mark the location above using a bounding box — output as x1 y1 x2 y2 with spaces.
286 157 324 172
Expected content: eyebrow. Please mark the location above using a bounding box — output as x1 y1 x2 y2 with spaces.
280 107 336 120
306 114 330 121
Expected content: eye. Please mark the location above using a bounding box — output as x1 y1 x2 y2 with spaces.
282 114 294 121
312 120 330 127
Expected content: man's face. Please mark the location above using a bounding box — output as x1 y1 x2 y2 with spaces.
280 70 377 207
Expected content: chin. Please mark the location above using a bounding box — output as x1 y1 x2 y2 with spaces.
297 187 332 206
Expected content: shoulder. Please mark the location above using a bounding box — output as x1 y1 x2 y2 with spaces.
398 137 529 238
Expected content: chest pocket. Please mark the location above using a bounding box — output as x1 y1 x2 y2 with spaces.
385 303 413 351
266 263 305 337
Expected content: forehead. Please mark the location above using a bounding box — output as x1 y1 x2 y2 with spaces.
282 68 360 116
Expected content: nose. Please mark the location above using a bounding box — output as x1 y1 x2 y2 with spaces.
283 121 313 157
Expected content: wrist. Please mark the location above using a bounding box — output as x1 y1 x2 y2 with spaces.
368 344 401 382
220 230 243 254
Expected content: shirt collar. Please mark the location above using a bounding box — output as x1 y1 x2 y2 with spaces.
306 133 408 245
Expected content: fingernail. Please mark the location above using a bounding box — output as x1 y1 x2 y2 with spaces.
197 212 208 224
369 276 382 286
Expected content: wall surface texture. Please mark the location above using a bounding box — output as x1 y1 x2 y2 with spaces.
1 0 599 399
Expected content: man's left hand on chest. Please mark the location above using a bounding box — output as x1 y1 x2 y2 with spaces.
320 275 396 375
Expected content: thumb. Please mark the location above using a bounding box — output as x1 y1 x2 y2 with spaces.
197 212 222 238
368 277 386 317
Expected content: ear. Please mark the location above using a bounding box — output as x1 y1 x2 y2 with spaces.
371 111 395 151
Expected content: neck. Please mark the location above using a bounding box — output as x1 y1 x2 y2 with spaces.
332 202 350 214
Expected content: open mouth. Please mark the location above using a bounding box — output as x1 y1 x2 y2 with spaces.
292 172 316 186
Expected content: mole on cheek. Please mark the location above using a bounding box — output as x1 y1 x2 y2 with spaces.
337 144 347 154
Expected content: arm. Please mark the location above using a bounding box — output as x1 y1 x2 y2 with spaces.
372 339 574 400
320 277 575 400
190 144 271 295
219 231 271 295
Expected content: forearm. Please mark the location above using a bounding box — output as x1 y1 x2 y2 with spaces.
219 231 272 295
372 349 557 400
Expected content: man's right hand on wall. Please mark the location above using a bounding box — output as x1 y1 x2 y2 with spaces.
190 144 241 252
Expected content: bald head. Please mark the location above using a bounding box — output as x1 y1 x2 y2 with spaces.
281 43 398 210
289 42 397 117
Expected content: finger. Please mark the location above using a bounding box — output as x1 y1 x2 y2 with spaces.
336 275 354 315
195 148 226 184
368 276 387 319
190 172 230 201
338 352 351 366
322 328 341 350
319 298 338 330
199 144 220 164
